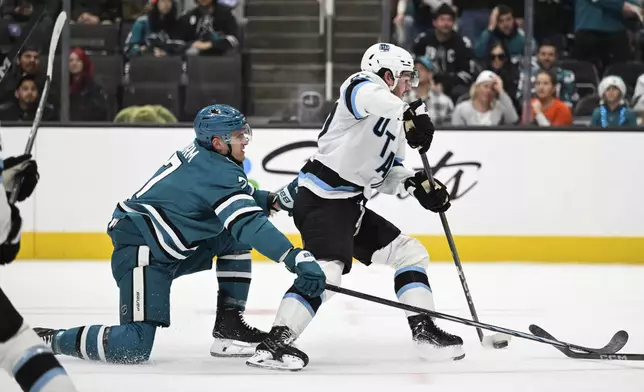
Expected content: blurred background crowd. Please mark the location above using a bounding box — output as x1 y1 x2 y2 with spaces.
0 0 643 128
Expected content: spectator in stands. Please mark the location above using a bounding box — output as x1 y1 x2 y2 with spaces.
486 42 520 111
72 0 120 24
69 47 108 121
572 0 642 74
517 41 577 108
632 74 644 113
453 1 494 45
0 74 56 121
412 4 474 102
474 5 535 62
406 56 454 125
533 0 574 49
591 75 638 127
1 0 34 22
124 0 187 59
0 45 46 104
394 0 453 47
122 0 149 21
451 70 518 125
180 0 239 56
530 70 573 126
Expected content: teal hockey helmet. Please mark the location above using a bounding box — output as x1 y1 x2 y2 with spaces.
193 104 251 148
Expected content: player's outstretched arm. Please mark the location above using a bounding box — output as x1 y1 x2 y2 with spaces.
214 185 325 297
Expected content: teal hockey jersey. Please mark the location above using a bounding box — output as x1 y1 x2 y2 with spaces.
108 140 293 263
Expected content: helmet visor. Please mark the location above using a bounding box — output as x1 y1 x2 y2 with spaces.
224 123 252 145
397 70 420 88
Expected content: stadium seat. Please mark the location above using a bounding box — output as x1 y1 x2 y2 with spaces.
120 21 133 47
559 59 599 98
70 24 120 53
603 61 644 99
124 56 184 84
184 83 241 120
90 55 124 95
186 54 242 85
122 83 181 119
573 94 599 117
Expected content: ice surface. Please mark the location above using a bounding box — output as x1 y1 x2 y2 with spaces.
1 261 643 392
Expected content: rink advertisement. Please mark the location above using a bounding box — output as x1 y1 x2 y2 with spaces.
1 126 643 263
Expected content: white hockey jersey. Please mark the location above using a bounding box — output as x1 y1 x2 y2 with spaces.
298 71 415 200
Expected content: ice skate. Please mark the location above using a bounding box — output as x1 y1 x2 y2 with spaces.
246 326 308 371
210 308 268 357
408 314 465 361
33 327 64 354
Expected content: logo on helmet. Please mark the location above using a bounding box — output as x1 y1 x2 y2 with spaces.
379 43 390 52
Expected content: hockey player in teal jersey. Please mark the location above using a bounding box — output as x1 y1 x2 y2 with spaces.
33 104 326 364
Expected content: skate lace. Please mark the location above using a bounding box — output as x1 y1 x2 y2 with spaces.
237 310 261 333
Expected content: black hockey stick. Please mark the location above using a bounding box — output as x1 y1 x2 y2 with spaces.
529 325 643 361
325 284 632 356
9 11 67 204
418 152 509 349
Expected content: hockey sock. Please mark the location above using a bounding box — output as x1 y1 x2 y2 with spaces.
0 323 78 392
54 321 157 364
394 266 435 317
273 285 323 337
216 255 252 310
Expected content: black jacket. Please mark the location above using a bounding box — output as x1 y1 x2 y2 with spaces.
70 78 109 122
0 100 57 122
413 31 474 93
179 4 239 54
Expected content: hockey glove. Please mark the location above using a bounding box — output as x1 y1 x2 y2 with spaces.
404 171 451 213
403 100 435 154
270 179 298 216
0 204 22 265
282 248 326 297
2 154 39 202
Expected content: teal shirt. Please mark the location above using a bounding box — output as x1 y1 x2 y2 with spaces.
590 104 638 127
110 140 292 263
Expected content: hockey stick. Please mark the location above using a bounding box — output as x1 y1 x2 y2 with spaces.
418 152 509 349
325 284 633 357
529 325 644 361
9 11 67 204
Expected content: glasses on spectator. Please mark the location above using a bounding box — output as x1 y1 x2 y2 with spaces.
490 53 507 60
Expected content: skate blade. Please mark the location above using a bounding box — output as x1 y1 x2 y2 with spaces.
414 342 466 362
210 338 258 358
246 351 305 371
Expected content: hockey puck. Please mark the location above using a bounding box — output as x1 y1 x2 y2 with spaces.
493 340 509 349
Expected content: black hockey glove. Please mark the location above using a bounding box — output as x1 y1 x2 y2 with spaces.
0 204 22 265
3 154 39 202
404 171 450 213
403 100 435 154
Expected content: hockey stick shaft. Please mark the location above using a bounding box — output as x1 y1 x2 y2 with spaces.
9 11 67 204
418 152 485 343
325 283 619 354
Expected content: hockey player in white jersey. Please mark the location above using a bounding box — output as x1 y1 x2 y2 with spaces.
247 43 464 371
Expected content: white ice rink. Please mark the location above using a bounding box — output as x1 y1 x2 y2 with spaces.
1 261 643 392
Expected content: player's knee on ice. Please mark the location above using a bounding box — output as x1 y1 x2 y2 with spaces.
56 322 157 364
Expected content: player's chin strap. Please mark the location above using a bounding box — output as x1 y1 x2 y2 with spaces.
225 143 243 167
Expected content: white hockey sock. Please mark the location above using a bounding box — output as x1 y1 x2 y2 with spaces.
395 266 435 317
0 323 78 392
273 260 344 337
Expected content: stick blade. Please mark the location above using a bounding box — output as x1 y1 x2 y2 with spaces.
46 11 67 78
530 324 628 354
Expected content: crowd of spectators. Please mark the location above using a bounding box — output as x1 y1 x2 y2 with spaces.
0 0 241 122
395 0 644 127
